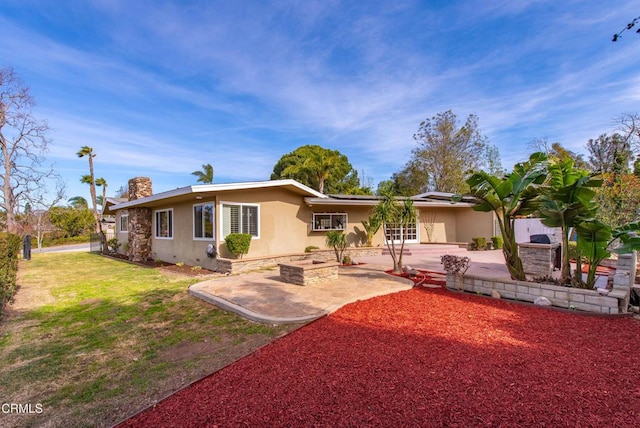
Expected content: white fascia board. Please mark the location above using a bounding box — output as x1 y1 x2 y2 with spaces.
110 179 327 211
305 197 378 206
305 197 476 208
192 179 327 198
110 186 195 210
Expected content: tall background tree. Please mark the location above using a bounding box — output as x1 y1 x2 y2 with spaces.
586 133 631 175
389 158 430 195
527 138 589 169
191 163 214 184
95 177 107 211
77 145 107 252
77 146 99 232
271 145 370 194
0 67 60 234
393 110 491 194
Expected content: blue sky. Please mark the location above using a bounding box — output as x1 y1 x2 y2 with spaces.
1 0 639 203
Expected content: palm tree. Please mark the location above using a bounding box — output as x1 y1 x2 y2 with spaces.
95 177 107 211
77 146 108 254
77 146 99 233
373 187 415 273
68 196 88 210
191 163 214 184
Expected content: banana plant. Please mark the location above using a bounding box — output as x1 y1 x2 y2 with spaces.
576 220 640 288
537 158 601 284
465 152 548 280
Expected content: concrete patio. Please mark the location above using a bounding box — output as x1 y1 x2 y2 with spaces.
189 263 414 324
189 245 513 323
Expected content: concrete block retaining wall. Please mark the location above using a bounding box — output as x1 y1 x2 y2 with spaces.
445 253 637 315
446 274 620 314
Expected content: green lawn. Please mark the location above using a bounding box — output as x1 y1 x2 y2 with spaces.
0 253 295 427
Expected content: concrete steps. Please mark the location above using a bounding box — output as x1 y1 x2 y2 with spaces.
381 244 469 257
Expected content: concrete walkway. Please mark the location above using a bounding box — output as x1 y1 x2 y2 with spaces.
189 263 414 324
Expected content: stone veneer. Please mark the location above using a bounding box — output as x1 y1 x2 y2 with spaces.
279 260 340 286
305 247 383 262
446 253 637 315
518 242 561 277
214 247 383 275
127 177 152 262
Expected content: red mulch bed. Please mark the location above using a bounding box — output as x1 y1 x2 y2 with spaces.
118 288 640 427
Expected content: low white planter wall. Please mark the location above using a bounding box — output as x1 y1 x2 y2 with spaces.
446 274 622 314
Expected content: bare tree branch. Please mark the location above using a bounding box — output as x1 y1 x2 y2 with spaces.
0 66 59 234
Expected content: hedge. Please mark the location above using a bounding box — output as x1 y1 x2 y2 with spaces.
0 233 22 318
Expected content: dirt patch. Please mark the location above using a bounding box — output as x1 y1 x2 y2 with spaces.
103 253 219 277
160 264 218 277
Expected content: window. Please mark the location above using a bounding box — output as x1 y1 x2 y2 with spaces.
384 218 418 243
312 213 347 231
221 203 259 238
119 214 129 233
194 203 214 239
155 209 173 239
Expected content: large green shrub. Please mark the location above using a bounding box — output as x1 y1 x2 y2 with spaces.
0 233 22 318
224 233 252 259
491 236 503 249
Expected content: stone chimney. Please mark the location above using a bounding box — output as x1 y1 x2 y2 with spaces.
128 176 152 201
127 177 153 262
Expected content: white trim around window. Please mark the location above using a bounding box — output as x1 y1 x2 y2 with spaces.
119 213 129 233
193 202 215 240
154 208 173 239
220 201 260 239
312 213 347 231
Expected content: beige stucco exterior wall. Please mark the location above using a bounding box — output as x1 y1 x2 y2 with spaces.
143 188 313 266
454 208 495 243
417 207 456 243
110 188 495 265
415 207 494 244
114 211 129 254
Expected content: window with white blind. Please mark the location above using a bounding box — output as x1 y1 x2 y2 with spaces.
221 203 259 238
193 203 215 240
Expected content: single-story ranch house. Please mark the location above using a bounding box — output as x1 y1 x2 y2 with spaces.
104 177 496 271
